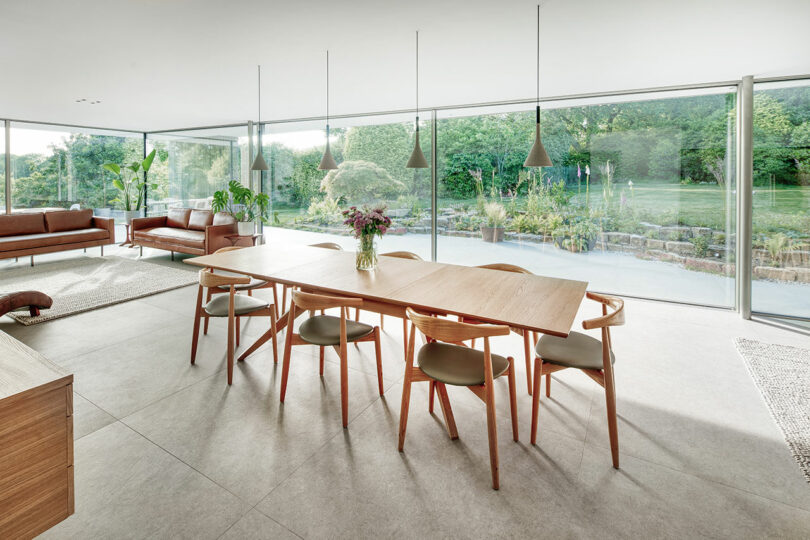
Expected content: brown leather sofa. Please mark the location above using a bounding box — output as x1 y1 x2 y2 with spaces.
131 208 241 257
0 209 115 264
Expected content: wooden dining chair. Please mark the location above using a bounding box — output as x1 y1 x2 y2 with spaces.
281 242 345 314
355 250 424 358
530 292 625 467
280 290 383 428
191 269 278 385
399 308 518 490
459 263 538 395
202 246 280 346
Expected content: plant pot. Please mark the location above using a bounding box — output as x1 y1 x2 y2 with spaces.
121 209 144 225
237 221 254 236
481 226 505 243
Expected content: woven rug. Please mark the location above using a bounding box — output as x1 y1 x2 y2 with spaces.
735 338 810 483
1 256 197 325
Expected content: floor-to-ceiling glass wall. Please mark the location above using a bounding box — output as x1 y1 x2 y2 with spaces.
146 126 248 215
436 87 738 306
0 123 6 214
8 122 143 216
751 79 810 319
261 113 433 259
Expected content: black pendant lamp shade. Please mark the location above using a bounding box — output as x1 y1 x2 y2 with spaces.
524 5 552 168
250 65 270 171
406 31 428 169
318 51 339 170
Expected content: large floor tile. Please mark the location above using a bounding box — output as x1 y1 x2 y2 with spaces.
123 347 391 506
72 392 116 440
218 509 300 540
40 422 246 539
59 320 228 418
256 381 591 539
574 443 810 539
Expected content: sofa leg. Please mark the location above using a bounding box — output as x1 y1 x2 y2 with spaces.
171 251 174 261
29 307 40 317
83 248 86 253
31 256 34 267
101 245 104 257
139 246 143 257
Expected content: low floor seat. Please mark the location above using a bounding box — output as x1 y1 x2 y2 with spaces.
536 332 616 370
299 315 374 346
418 342 510 386
204 294 269 317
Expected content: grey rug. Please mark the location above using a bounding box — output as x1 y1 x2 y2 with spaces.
1 256 197 325
735 337 810 483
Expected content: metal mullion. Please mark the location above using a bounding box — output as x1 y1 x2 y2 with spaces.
4 120 10 214
736 76 754 319
431 109 437 262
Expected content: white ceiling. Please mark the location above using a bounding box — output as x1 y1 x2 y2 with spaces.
1 0 809 132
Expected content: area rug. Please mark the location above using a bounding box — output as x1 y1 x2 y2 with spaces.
0 256 197 325
735 337 810 483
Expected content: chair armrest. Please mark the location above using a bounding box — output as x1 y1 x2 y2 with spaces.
92 216 115 241
131 216 167 231
205 223 238 254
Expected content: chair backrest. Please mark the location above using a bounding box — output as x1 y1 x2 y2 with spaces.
582 292 625 330
213 246 244 254
476 263 533 274
381 251 422 261
309 242 343 251
198 269 250 289
406 307 509 344
291 290 363 311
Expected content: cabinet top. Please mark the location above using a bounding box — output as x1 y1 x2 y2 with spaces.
0 330 72 402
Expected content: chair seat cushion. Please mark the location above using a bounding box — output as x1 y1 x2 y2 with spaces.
298 315 374 346
0 228 109 252
134 227 205 248
204 294 269 317
417 342 509 387
213 270 268 291
535 331 615 370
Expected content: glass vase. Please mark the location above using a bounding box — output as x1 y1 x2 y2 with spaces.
356 234 378 271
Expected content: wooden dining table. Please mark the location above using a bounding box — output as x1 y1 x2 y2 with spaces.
185 242 588 361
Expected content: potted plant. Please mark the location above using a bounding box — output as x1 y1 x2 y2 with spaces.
553 220 599 253
102 149 157 224
342 205 392 271
481 202 506 242
211 180 270 236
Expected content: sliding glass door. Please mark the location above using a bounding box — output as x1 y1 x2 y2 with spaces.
751 80 810 319
435 87 738 306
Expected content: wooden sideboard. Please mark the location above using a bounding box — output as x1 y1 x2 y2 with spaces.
0 330 74 539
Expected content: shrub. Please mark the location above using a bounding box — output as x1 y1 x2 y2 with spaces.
690 235 709 257
483 202 507 227
305 197 343 225
321 160 405 203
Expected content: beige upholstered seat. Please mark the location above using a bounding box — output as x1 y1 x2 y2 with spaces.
535 332 615 370
204 294 269 317
417 342 510 386
298 315 375 346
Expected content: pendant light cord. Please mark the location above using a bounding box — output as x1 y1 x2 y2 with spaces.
536 4 540 107
415 31 419 120
257 65 261 122
326 50 330 127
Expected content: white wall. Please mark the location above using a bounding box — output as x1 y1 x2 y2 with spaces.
0 0 808 131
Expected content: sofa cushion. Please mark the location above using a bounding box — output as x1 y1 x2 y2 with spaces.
45 209 93 232
0 213 46 237
0 228 110 252
188 209 214 231
213 212 236 226
166 208 192 229
133 227 205 249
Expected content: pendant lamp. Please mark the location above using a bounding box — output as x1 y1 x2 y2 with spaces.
406 31 428 169
318 50 339 170
250 65 269 171
524 4 552 168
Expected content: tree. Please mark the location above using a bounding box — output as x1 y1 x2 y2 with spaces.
320 160 405 203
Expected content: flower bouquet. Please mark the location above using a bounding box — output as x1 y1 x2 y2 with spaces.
342 205 391 270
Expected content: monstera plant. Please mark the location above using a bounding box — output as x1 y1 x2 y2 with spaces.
211 180 270 235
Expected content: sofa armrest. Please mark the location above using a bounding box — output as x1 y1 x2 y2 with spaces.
92 216 115 242
132 216 167 231
205 223 238 254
